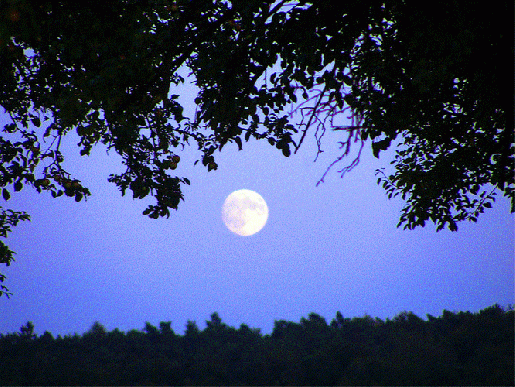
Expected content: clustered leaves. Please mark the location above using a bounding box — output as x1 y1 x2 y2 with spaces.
359 2 513 231
0 0 512 294
0 207 29 297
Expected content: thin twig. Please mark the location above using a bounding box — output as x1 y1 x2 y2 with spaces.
294 85 327 153
316 129 364 186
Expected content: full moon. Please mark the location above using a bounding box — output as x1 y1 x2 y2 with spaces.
222 189 269 236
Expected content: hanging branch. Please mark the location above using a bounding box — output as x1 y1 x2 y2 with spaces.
316 113 365 186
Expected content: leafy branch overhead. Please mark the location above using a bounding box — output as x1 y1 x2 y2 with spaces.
0 0 512 289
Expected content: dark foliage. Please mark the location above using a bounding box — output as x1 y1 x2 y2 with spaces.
0 305 513 385
0 0 513 294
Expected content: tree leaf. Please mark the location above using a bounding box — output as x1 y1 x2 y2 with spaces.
235 136 242 151
2 189 10 201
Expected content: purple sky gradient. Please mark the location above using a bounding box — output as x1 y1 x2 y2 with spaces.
1 78 513 336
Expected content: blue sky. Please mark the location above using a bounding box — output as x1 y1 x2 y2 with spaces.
1 98 513 336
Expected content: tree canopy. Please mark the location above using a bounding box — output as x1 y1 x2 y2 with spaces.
0 0 512 296
0 305 513 385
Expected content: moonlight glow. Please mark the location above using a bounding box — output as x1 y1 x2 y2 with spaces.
222 189 269 236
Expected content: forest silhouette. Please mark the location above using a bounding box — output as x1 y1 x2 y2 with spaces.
0 304 512 385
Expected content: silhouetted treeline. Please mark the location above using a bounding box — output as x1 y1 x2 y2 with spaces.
0 304 513 385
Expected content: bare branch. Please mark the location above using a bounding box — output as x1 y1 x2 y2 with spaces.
294 86 327 154
316 126 364 186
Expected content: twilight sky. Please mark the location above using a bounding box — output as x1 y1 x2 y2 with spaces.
0 76 513 336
